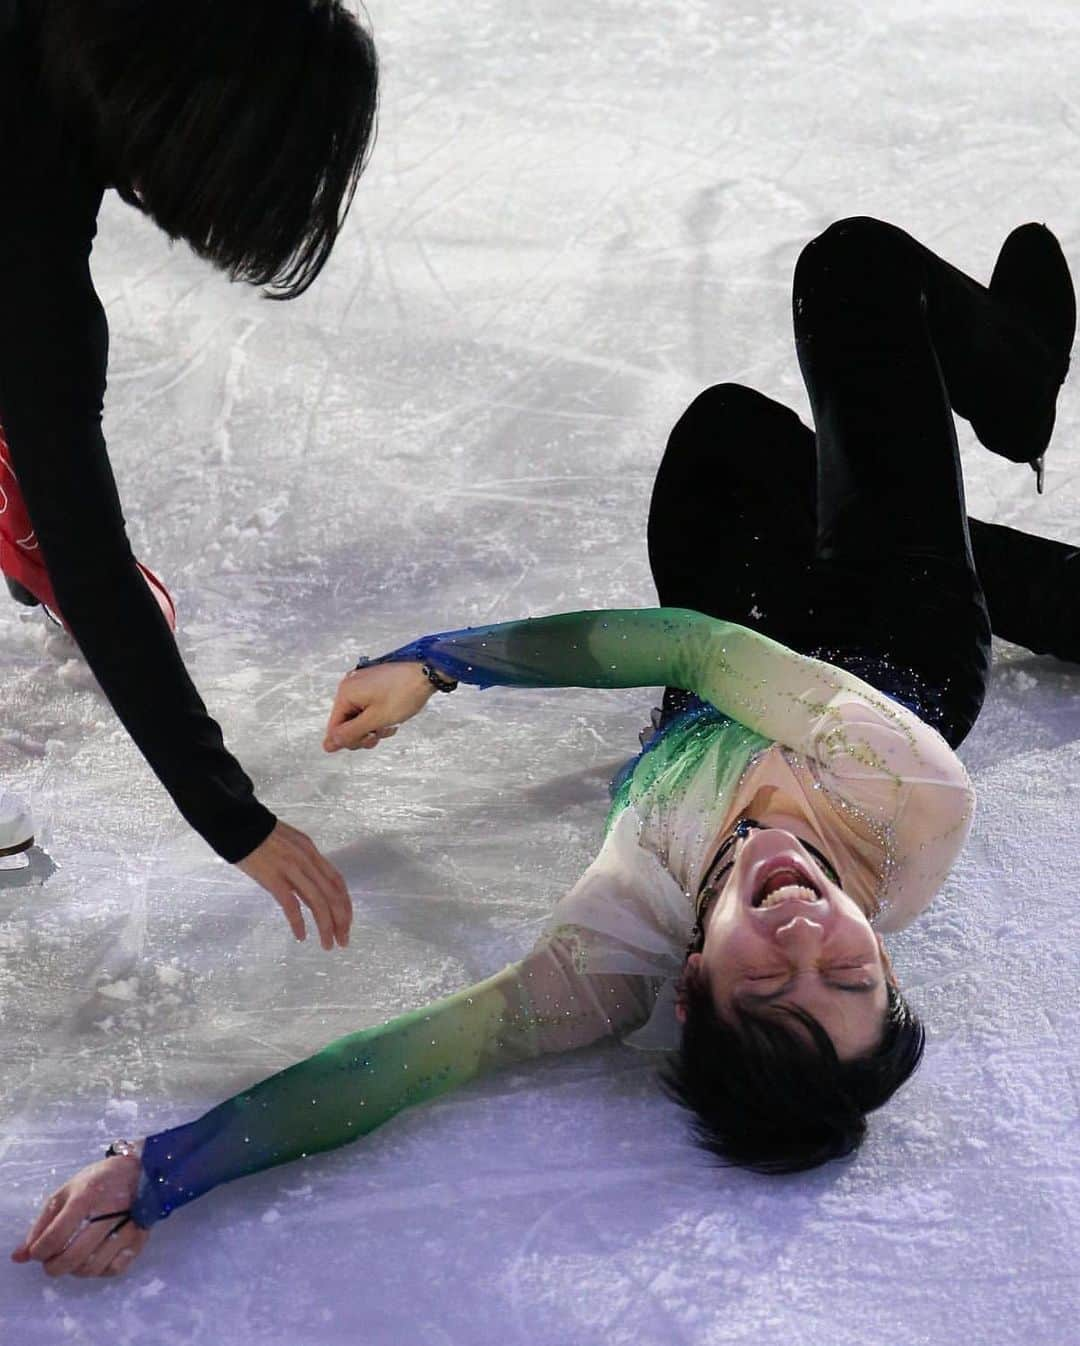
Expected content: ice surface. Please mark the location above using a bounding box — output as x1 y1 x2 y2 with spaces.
2 0 1079 1342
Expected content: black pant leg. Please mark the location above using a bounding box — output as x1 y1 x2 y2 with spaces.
792 217 995 744
969 517 1080 659
648 382 822 723
648 381 817 641
794 217 978 566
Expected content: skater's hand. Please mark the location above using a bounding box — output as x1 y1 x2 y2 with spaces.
323 662 435 753
11 1153 149 1278
237 820 352 950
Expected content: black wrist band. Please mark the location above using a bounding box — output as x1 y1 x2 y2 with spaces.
421 662 458 693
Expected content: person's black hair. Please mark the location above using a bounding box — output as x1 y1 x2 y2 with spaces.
664 974 925 1174
43 0 378 298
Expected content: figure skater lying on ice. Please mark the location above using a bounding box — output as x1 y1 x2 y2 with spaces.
14 216 1080 1278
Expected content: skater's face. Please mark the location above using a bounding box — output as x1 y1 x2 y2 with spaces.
678 819 894 1061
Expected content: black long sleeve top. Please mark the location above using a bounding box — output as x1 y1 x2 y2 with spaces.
0 3 276 861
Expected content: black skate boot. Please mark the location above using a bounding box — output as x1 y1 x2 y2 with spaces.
978 223 1077 492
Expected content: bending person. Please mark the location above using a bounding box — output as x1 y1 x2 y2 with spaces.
14 216 1078 1279
0 0 378 947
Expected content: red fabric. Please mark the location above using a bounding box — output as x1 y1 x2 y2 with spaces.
0 425 176 632
0 425 61 614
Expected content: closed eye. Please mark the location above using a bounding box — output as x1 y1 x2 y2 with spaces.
738 977 878 1003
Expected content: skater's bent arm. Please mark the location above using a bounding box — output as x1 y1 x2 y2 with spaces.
340 606 972 770
352 607 937 745
333 609 974 922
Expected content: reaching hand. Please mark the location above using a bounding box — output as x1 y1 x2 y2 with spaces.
11 1154 149 1279
236 820 352 950
323 662 435 753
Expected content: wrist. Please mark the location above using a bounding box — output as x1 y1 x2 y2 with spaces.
420 662 458 693
105 1138 144 1164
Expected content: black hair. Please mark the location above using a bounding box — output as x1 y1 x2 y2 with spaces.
664 975 925 1174
42 0 378 298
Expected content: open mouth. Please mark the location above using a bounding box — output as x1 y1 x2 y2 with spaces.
751 861 822 910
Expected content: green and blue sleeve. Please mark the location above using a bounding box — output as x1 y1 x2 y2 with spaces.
372 607 890 755
132 937 653 1227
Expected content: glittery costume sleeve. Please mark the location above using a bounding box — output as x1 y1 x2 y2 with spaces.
376 608 974 928
369 606 899 745
131 854 657 1228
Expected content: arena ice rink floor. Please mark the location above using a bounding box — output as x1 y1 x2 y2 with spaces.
3 1 1079 1342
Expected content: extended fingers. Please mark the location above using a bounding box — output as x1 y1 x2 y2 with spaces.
292 863 341 951
293 836 351 947
12 1192 60 1262
72 1220 145 1279
16 1189 65 1260
270 884 307 942
258 829 351 951
24 1190 92 1266
40 1215 113 1278
105 1230 149 1277
267 855 336 951
314 855 352 947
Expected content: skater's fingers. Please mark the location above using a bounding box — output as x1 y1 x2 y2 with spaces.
27 1189 67 1247
307 851 352 946
325 688 363 735
13 1189 66 1262
327 707 388 752
357 724 400 752
70 1220 128 1277
27 1190 91 1264
325 673 379 739
104 1227 149 1278
73 1221 146 1279
323 699 369 749
270 886 307 943
44 1218 113 1278
289 867 337 952
306 865 350 950
34 1197 111 1275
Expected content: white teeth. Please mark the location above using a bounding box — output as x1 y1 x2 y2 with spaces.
757 884 819 909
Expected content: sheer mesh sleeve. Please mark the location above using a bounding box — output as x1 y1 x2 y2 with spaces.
808 698 974 930
131 923 654 1227
370 606 906 751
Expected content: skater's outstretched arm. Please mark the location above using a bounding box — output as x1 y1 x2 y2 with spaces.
12 835 656 1276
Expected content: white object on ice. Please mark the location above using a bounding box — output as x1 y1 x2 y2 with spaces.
0 789 33 856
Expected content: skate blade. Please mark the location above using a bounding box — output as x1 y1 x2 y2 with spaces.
0 835 34 858
1032 455 1046 494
